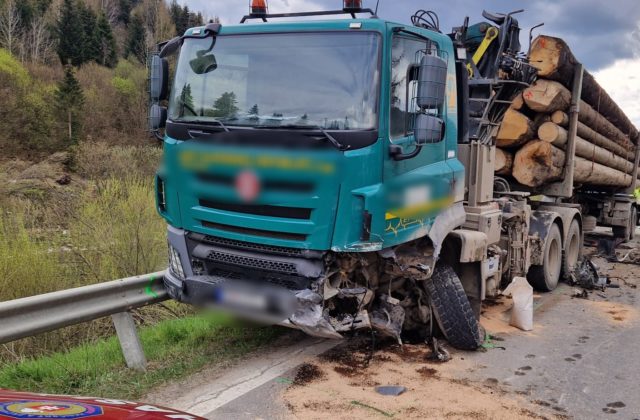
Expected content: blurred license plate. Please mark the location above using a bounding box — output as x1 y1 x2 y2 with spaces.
214 288 268 311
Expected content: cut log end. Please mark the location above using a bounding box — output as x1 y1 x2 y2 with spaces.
538 122 567 145
523 79 571 113
495 148 514 175
551 111 569 126
513 140 564 187
496 108 535 148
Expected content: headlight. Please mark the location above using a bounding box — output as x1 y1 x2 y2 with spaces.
168 244 185 280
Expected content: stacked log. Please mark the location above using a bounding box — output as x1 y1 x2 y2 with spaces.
494 35 639 190
529 35 639 142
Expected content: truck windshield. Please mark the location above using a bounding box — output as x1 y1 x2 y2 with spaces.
168 32 380 131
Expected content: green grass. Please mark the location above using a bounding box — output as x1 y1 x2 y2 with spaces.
0 312 284 400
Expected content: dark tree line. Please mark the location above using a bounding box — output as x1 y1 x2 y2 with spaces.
54 0 206 67
169 0 204 36
57 0 117 67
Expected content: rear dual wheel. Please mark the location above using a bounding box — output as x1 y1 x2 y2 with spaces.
528 224 562 292
562 220 582 281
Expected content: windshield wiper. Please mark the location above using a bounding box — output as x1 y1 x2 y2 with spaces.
183 119 230 132
257 124 351 151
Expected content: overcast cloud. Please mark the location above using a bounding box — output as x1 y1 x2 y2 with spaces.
178 0 640 125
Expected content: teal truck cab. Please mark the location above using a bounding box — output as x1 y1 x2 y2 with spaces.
149 2 562 350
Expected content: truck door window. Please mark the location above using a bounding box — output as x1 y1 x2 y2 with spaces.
390 35 431 140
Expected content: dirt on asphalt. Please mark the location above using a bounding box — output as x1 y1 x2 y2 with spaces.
283 345 553 419
283 316 557 420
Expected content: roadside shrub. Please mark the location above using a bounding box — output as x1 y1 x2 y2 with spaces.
73 142 162 181
0 209 67 301
0 175 181 362
0 49 62 158
69 176 166 282
76 60 149 146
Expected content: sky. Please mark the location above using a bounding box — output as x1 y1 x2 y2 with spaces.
179 0 640 125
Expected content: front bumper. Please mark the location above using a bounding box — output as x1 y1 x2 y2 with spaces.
164 270 344 339
164 226 346 339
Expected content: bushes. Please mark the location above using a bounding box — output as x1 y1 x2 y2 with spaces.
74 141 162 180
0 173 172 362
0 49 61 157
0 209 67 301
0 51 152 160
75 59 149 146
70 176 166 282
0 173 167 293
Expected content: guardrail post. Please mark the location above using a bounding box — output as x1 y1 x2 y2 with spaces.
112 311 147 371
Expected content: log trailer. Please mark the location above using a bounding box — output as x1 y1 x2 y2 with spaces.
148 1 640 349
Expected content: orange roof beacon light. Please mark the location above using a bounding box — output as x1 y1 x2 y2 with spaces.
240 0 376 23
250 0 268 16
343 0 363 12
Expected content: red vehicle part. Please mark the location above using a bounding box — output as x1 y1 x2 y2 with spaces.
0 390 204 420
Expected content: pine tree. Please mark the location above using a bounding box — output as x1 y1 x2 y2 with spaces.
169 2 204 36
168 0 183 35
78 2 98 63
55 65 85 144
248 104 259 121
57 0 85 65
95 12 117 67
212 92 239 118
118 0 131 25
125 13 146 63
180 84 194 111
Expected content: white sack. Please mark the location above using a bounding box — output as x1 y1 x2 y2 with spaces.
502 277 534 331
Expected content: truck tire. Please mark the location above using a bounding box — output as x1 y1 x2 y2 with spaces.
423 263 483 351
562 219 582 280
528 224 562 292
613 206 636 242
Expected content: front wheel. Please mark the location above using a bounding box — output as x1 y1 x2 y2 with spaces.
423 264 484 350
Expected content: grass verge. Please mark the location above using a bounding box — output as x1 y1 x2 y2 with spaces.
0 312 284 400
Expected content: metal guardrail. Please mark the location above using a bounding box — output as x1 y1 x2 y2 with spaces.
0 271 169 370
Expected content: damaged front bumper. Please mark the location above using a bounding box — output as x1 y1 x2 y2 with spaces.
164 270 375 340
163 202 464 342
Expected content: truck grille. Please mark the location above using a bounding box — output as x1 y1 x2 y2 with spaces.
199 199 312 220
194 234 308 257
205 249 298 275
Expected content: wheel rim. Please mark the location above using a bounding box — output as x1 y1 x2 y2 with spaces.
547 236 561 288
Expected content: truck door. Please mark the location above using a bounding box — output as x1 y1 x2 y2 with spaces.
385 30 448 172
382 28 453 246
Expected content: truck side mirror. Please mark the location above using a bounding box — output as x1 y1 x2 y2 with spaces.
150 55 169 102
415 114 444 144
417 54 447 109
149 103 167 130
160 36 182 58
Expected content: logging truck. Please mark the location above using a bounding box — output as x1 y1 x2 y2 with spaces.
148 2 639 350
